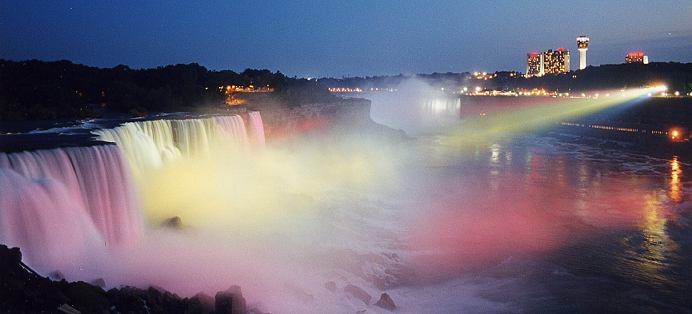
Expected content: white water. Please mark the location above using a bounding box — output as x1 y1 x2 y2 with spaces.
94 114 258 177
1 111 421 312
0 145 141 270
0 114 263 270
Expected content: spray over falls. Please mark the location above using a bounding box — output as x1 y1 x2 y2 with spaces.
0 110 408 312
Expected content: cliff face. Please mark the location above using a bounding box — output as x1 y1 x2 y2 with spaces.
248 97 382 140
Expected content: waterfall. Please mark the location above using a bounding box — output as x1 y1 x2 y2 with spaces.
94 114 264 175
214 115 249 146
0 145 141 267
0 112 266 270
95 120 180 177
0 169 105 269
248 111 266 147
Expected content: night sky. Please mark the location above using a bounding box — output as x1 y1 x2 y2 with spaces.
1 0 690 77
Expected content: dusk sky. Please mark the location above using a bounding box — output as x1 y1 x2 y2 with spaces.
1 0 690 77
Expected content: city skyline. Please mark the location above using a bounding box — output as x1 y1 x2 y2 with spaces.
1 0 691 77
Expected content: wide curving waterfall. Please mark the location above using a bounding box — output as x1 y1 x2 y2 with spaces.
0 112 265 270
0 145 141 268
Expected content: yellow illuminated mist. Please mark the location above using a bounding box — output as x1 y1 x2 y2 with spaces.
441 87 662 146
138 136 397 231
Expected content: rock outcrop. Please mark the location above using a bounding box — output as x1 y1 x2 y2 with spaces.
215 285 247 314
374 292 397 311
247 97 405 141
161 216 185 230
0 244 246 313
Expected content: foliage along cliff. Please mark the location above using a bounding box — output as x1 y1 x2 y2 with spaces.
0 59 335 121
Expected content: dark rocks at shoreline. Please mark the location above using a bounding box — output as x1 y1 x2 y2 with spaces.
374 293 396 311
48 270 66 281
90 278 106 288
0 244 246 313
215 285 247 314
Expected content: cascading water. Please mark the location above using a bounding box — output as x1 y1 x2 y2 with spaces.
95 120 181 176
0 145 141 268
0 169 105 270
0 113 265 268
214 115 249 146
248 111 266 147
93 114 263 176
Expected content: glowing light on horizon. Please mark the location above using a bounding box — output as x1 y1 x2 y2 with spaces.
669 128 683 142
441 87 657 147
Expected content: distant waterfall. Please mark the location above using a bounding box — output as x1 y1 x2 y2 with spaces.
0 145 141 266
94 114 263 176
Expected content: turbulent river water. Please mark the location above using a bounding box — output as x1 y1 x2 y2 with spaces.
386 134 690 313
363 90 691 313
0 95 690 313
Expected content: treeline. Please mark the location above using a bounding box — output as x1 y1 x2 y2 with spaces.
0 60 335 121
319 62 692 93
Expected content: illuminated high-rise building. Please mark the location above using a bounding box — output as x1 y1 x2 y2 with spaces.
526 48 570 77
576 35 589 70
625 51 649 64
543 48 570 75
526 52 544 77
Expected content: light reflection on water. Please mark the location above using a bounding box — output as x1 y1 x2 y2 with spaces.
670 156 682 203
402 135 690 312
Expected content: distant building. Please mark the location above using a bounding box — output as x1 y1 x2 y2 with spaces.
625 51 649 64
544 48 570 74
526 52 544 77
576 35 589 70
526 48 570 77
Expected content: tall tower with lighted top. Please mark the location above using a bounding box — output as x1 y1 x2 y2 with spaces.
576 35 589 70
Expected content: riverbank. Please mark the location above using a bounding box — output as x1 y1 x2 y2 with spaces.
0 244 247 313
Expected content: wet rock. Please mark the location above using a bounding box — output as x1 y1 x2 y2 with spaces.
0 244 248 314
145 286 188 313
189 292 215 313
161 216 185 229
90 278 106 288
48 270 65 281
215 285 247 314
56 303 81 314
0 245 22 266
61 281 110 312
344 284 372 305
325 281 337 293
374 293 396 311
0 245 68 311
107 286 149 312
